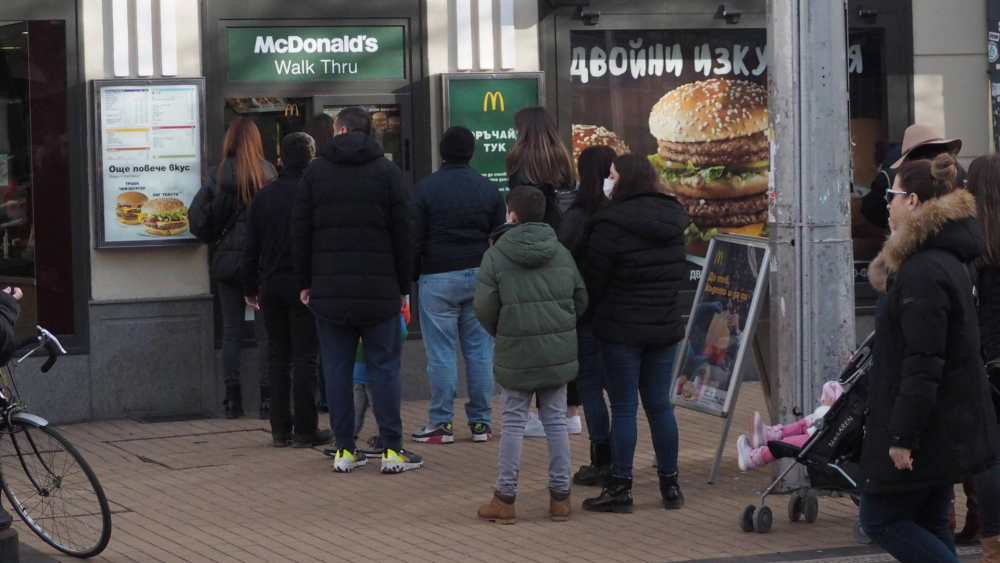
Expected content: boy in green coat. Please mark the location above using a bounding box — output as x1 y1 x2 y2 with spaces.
474 186 588 524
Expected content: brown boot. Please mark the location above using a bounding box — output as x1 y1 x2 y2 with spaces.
955 477 980 544
982 535 1000 563
478 492 515 524
550 490 571 522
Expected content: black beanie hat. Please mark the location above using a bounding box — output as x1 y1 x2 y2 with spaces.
440 126 476 163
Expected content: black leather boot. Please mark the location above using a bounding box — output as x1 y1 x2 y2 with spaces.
224 384 243 419
573 441 612 486
258 386 270 420
659 471 684 510
582 475 633 513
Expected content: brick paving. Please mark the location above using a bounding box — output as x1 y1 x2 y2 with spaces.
11 385 978 562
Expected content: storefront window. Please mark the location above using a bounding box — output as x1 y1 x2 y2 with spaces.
0 20 73 337
224 97 309 166
322 104 403 169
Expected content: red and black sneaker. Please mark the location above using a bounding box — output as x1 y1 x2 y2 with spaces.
411 422 454 444
470 423 492 443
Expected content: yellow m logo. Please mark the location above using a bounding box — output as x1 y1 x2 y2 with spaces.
713 251 725 266
284 103 300 117
483 91 505 112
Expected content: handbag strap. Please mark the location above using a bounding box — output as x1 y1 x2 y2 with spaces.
213 205 245 250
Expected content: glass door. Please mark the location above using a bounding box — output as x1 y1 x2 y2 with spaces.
222 97 309 169
313 94 414 181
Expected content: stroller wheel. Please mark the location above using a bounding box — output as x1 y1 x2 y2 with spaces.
739 505 756 533
788 491 804 522
853 520 873 545
804 493 819 523
753 505 773 534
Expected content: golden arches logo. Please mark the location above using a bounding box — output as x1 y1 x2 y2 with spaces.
483 91 505 112
284 103 300 117
713 251 725 266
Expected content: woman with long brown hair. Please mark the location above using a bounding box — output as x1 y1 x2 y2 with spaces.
303 113 336 155
506 107 576 230
966 153 1000 561
191 116 276 419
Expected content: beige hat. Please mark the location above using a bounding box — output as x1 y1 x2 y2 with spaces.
890 124 962 170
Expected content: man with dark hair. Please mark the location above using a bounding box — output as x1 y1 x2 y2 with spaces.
410 126 505 445
292 107 423 474
506 186 547 224
243 132 330 449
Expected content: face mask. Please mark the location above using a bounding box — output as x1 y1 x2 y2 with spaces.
602 178 615 198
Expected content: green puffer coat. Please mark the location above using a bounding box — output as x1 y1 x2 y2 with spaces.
474 222 588 391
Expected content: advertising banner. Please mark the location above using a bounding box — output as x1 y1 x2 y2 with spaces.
670 235 770 417
227 27 406 82
443 73 543 193
95 79 205 248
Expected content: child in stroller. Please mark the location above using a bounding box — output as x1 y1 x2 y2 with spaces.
737 331 872 539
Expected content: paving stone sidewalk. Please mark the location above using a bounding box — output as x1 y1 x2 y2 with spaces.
14 385 978 563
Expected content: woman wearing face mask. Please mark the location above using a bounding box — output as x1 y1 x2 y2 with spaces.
859 153 999 563
557 145 617 486
580 153 689 513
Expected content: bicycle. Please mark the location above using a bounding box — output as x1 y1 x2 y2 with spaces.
0 327 112 558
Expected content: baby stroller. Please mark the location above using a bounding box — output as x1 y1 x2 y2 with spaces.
738 331 873 544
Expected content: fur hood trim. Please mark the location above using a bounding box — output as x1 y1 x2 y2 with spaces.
869 189 977 293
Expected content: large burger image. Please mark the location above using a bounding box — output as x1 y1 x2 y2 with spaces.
572 124 631 163
648 78 769 245
115 192 149 225
140 197 189 236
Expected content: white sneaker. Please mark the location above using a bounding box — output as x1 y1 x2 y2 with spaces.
567 415 582 435
524 412 545 438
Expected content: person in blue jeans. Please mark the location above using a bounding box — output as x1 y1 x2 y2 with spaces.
580 154 688 513
410 127 505 445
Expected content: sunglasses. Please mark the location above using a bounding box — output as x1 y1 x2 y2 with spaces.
885 189 909 205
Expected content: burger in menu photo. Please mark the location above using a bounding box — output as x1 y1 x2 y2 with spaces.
115 192 149 225
572 124 631 163
140 197 189 236
648 78 769 248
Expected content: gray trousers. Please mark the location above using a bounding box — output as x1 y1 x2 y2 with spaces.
496 385 570 496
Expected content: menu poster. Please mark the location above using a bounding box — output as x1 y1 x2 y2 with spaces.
670 235 770 417
98 81 203 246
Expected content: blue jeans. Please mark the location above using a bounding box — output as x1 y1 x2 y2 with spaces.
316 314 403 453
602 342 680 477
860 485 958 562
418 269 494 426
576 323 609 444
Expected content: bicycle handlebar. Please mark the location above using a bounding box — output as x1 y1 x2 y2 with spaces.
15 327 65 373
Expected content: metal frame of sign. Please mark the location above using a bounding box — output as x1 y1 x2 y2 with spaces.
93 78 207 248
441 72 546 129
669 234 771 483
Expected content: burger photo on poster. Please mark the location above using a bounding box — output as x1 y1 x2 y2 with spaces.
115 191 149 225
647 78 770 250
140 197 189 236
572 124 631 163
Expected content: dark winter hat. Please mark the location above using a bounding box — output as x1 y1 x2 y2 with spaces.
440 126 476 163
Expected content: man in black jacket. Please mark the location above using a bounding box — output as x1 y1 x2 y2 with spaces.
291 107 422 475
410 126 504 445
244 133 331 450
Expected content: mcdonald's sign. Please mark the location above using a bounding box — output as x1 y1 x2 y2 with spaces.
483 91 505 112
713 251 725 266
284 103 300 117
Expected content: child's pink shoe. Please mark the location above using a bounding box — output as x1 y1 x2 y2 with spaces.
751 412 782 448
737 435 767 472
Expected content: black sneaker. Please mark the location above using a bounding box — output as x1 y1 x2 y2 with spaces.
381 447 424 474
470 423 492 443
272 433 292 448
332 448 368 473
411 422 454 444
358 435 383 457
293 428 333 448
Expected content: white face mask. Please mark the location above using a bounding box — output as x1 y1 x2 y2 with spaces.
602 177 615 199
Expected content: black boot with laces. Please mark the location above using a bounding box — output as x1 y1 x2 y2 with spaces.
582 474 633 513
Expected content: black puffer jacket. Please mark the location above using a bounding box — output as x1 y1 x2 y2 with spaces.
978 263 1000 421
0 292 20 366
862 190 999 494
291 132 411 326
582 192 689 346
190 158 276 283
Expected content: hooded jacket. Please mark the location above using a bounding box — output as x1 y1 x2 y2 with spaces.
474 223 588 391
190 158 276 283
0 292 20 366
291 132 411 326
862 189 999 493
582 192 689 347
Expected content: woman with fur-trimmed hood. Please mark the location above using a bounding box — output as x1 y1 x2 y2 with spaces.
859 153 999 563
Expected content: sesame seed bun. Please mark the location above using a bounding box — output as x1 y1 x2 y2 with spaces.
572 124 630 163
117 192 149 206
649 78 768 143
141 197 186 216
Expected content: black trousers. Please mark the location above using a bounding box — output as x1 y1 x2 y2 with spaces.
259 292 319 436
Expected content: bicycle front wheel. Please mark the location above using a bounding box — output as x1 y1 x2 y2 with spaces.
0 418 112 558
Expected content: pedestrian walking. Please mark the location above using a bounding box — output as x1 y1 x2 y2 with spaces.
557 145 616 486
581 153 687 514
410 126 504 445
242 132 331 449
0 286 22 529
966 153 1000 561
474 186 588 525
859 153 999 563
191 116 275 420
291 107 423 475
